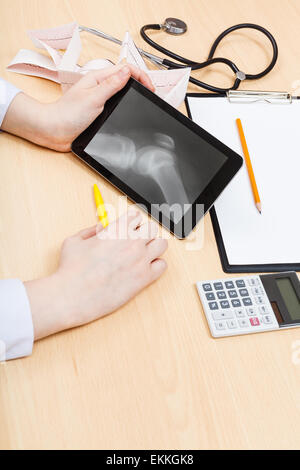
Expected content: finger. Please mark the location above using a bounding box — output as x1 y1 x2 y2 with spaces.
82 64 129 87
83 63 155 92
96 209 143 240
125 65 155 91
126 208 143 227
74 224 103 240
147 238 168 261
150 258 168 281
95 66 132 103
135 221 158 243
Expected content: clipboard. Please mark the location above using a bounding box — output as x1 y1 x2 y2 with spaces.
185 91 300 273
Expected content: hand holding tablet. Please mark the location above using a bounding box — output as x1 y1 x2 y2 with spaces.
72 78 243 238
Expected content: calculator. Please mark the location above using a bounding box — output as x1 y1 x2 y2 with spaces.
196 272 300 337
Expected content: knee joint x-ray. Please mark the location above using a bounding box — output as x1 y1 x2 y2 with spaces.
85 87 227 225
87 131 190 216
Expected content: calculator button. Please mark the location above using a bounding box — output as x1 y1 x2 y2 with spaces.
235 308 245 318
227 319 238 329
242 298 252 306
225 281 234 289
239 288 249 297
250 317 260 327
217 291 227 300
203 283 212 292
214 282 223 290
209 302 219 310
238 319 249 328
262 315 273 324
228 290 238 298
248 278 259 286
220 300 230 309
215 321 227 331
246 307 255 316
212 311 233 321
206 292 215 301
259 305 269 315
236 280 246 288
252 287 263 295
255 296 264 305
231 299 241 308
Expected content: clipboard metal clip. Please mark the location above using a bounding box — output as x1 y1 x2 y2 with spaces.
227 90 295 104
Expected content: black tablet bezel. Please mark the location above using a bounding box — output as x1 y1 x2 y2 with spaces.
71 78 243 239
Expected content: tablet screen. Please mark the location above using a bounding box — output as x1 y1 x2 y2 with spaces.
85 87 227 223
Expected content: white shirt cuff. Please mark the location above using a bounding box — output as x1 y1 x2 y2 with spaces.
0 279 34 361
0 79 21 128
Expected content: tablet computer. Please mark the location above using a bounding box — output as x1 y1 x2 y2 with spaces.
71 78 242 238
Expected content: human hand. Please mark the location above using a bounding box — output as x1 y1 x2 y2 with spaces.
24 209 168 341
2 64 154 152
46 63 154 152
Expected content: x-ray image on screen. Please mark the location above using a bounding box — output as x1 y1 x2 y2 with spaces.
85 87 227 222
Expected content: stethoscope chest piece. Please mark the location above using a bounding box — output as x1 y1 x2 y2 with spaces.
162 18 188 35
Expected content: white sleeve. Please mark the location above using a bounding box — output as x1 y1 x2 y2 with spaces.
0 280 34 361
0 78 21 128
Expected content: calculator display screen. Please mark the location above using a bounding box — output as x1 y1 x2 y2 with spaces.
276 278 300 321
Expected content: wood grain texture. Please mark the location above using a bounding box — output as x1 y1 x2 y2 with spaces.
1 0 300 450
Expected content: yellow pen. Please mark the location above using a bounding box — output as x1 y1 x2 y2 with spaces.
93 184 109 228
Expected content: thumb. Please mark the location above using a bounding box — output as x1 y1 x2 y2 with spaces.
95 66 131 104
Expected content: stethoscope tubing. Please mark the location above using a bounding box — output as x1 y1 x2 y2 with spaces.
80 22 279 95
140 22 279 94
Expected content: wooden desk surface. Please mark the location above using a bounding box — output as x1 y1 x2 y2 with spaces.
1 0 300 450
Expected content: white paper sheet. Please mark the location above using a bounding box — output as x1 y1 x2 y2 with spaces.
187 96 300 266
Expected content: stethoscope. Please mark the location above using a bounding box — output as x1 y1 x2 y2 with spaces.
80 17 278 95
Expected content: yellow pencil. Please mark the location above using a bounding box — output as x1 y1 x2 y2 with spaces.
93 183 109 228
236 118 262 214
